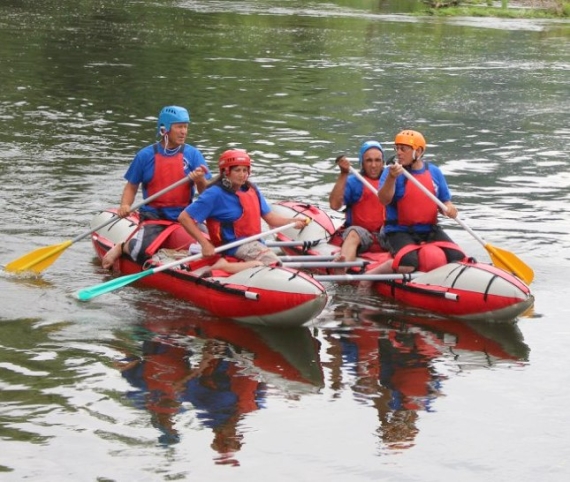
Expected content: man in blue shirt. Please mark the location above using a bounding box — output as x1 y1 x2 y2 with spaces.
102 106 211 269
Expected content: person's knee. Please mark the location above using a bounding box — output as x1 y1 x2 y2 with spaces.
446 249 466 263
400 252 419 270
345 230 361 242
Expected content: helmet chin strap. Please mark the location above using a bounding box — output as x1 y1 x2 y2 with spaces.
409 149 425 170
162 133 182 154
412 147 424 164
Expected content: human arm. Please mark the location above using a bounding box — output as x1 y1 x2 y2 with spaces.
377 164 402 205
117 182 139 217
119 146 153 217
178 210 217 257
430 165 458 219
254 186 307 229
184 146 211 194
188 166 208 194
329 155 350 210
262 211 307 230
441 201 458 219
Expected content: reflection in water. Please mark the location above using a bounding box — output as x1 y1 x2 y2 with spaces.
112 311 323 465
321 305 530 452
111 301 530 461
0 1 563 476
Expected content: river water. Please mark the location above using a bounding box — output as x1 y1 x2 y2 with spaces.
1 1 569 481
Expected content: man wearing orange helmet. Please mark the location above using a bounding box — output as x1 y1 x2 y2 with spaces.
102 105 211 269
178 149 307 274
373 130 465 275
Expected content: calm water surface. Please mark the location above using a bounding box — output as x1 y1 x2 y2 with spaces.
1 1 569 481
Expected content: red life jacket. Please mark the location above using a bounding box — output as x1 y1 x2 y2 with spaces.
396 167 438 226
207 186 262 247
141 341 189 415
350 176 385 232
381 330 441 411
147 144 191 209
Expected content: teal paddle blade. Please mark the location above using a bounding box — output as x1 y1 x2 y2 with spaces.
75 270 154 301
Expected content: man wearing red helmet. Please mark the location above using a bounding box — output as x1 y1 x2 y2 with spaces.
372 130 465 275
102 105 211 269
178 149 307 274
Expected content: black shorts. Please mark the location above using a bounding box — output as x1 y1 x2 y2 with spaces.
381 226 464 269
127 223 168 264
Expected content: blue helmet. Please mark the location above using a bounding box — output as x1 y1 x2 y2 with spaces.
156 106 190 136
358 140 384 167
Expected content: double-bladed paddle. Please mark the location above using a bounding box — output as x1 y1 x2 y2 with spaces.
75 221 305 301
348 165 534 285
4 176 193 274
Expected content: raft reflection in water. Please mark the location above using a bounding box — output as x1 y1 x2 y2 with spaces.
113 313 324 465
322 306 530 452
113 304 530 462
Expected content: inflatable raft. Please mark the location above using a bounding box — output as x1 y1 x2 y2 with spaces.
88 209 328 327
270 201 534 323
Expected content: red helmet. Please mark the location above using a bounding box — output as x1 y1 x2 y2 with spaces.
394 130 426 151
218 149 251 175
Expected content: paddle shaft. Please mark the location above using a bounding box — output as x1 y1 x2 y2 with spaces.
279 255 335 262
73 175 192 243
4 175 195 274
314 273 420 282
282 261 368 269
351 165 488 245
76 221 300 300
348 166 379 197
350 165 534 284
148 221 300 275
393 166 528 260
266 240 323 248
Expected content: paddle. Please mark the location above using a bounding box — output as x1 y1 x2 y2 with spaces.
266 240 324 249
75 221 303 301
4 176 194 275
349 165 534 285
314 273 420 282
282 260 368 269
279 255 336 262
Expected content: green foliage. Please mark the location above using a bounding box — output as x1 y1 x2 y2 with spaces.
422 0 569 17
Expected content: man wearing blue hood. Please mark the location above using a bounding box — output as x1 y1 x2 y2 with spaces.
329 140 386 268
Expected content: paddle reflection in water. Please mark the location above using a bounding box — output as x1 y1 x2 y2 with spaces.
112 309 324 465
321 305 530 452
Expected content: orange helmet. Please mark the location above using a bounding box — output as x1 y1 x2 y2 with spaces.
394 130 426 151
218 149 251 175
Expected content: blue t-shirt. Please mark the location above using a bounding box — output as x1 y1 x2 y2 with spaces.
343 174 367 227
124 143 211 220
380 162 451 234
184 183 272 255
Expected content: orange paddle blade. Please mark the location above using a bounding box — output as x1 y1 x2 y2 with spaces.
485 243 534 285
4 241 73 274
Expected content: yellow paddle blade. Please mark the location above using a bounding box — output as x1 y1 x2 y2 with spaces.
4 240 73 274
485 243 534 285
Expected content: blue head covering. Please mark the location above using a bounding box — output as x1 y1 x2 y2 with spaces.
358 140 384 167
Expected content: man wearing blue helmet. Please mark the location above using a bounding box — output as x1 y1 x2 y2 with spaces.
102 105 211 269
328 140 386 268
